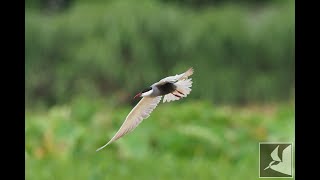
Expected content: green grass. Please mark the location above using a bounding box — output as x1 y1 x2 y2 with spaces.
25 100 294 180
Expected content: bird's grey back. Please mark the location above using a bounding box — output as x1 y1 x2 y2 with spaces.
152 83 176 96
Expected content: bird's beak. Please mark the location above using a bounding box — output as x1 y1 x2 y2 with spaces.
133 92 142 99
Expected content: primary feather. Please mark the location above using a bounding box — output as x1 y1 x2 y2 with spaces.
96 96 162 151
153 67 194 86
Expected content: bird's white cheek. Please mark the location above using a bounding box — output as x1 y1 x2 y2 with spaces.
141 90 153 97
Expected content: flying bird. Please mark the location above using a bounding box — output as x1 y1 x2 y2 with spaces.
96 67 194 151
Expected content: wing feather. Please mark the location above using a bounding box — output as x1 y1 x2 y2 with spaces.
96 96 162 151
153 67 194 86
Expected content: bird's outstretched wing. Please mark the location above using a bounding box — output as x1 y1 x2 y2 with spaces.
153 67 194 86
96 96 162 151
270 145 281 162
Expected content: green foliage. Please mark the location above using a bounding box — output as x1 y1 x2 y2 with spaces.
25 0 290 11
25 101 294 180
25 0 294 107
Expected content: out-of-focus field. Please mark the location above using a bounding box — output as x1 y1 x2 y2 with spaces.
25 99 294 180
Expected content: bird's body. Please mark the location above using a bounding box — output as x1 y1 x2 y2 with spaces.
96 67 194 151
154 82 176 96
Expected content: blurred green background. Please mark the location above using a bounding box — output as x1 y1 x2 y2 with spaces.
25 0 295 179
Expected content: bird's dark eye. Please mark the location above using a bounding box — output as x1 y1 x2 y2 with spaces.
142 87 152 93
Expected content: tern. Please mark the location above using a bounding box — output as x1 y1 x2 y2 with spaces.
96 67 194 151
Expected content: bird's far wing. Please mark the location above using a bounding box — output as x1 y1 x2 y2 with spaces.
153 67 194 86
270 145 281 162
281 145 292 163
96 96 162 151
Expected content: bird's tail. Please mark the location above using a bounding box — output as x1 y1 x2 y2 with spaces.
163 78 193 103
